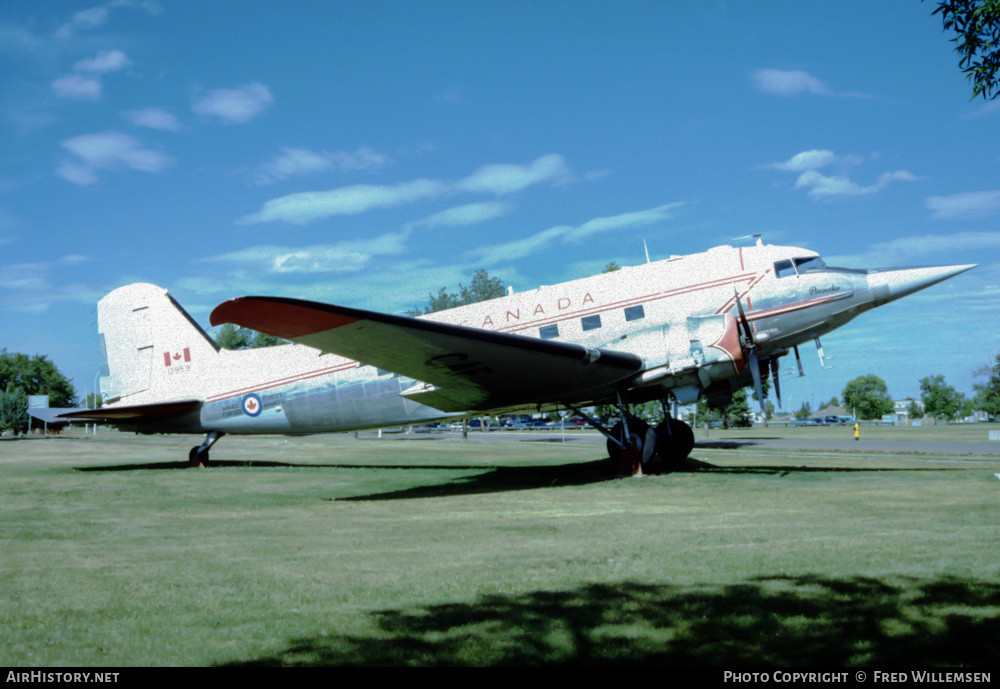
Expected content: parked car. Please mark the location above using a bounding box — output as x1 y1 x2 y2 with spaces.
791 417 822 426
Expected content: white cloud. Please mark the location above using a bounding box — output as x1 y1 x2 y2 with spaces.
57 131 173 185
55 6 111 39
204 231 409 274
826 231 1000 267
753 69 831 96
55 1 163 40
569 203 683 241
769 149 836 172
52 74 102 100
239 154 569 225
74 49 129 73
55 160 100 186
192 83 273 124
468 203 681 265
237 179 447 225
123 107 180 131
408 202 510 229
926 191 1000 220
0 259 99 313
457 154 571 195
962 100 1000 119
253 146 389 185
769 149 918 199
794 169 917 198
52 49 130 101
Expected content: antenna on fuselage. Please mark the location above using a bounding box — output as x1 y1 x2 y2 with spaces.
731 234 764 247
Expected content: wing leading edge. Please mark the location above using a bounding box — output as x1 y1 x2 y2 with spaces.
210 297 644 412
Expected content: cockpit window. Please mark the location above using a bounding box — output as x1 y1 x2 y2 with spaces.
775 256 827 277
794 256 826 273
774 259 796 278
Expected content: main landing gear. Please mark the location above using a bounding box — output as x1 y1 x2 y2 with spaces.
566 394 695 476
189 431 224 468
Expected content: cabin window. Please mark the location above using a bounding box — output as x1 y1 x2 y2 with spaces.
581 315 602 331
774 259 796 278
624 305 645 321
539 324 559 339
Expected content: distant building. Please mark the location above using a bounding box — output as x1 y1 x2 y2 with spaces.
893 397 923 423
814 404 850 419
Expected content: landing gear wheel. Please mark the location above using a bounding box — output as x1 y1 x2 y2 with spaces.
655 418 695 470
188 447 210 468
607 418 657 475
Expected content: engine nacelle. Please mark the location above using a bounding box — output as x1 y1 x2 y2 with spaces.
624 313 747 399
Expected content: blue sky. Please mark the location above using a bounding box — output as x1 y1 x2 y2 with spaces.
1 1 998 411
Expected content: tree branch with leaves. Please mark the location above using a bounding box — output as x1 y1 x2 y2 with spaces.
931 0 1000 100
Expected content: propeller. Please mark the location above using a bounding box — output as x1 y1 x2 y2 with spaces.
770 357 782 410
733 288 766 414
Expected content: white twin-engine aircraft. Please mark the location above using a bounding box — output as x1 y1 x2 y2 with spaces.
52 239 973 472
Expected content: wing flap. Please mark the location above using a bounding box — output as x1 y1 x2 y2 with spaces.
211 297 643 411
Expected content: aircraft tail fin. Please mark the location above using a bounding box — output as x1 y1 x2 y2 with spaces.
98 283 220 405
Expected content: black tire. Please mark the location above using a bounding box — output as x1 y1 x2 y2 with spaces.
188 447 209 468
606 418 657 467
655 418 695 469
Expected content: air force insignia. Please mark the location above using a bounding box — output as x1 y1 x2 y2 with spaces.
242 393 263 417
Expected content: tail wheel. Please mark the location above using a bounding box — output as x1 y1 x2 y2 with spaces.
655 418 695 469
188 447 210 468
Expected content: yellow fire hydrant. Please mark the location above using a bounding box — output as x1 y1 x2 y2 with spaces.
854 422 860 441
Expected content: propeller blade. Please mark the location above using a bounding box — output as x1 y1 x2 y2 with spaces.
794 345 805 377
770 358 782 409
749 349 765 414
732 288 755 345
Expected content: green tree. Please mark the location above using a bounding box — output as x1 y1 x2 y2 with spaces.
907 399 924 420
0 349 77 407
696 389 753 428
0 385 28 434
794 401 812 420
407 269 507 316
841 374 895 420
931 0 1000 100
215 324 284 350
920 374 967 421
972 352 1000 419
85 393 103 409
825 396 840 409
764 399 776 420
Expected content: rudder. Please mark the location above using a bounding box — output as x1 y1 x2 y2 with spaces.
98 283 219 405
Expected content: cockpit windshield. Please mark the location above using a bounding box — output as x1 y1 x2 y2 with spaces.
775 256 828 277
794 256 826 273
774 255 867 277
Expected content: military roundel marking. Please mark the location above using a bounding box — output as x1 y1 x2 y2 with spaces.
242 393 263 417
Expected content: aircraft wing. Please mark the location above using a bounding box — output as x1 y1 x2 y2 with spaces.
210 297 644 412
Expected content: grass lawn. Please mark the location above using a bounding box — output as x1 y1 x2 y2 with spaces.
1 426 998 666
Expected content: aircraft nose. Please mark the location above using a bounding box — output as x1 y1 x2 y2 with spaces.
866 264 977 306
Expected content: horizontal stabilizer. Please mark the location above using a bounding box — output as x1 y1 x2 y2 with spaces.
51 399 202 423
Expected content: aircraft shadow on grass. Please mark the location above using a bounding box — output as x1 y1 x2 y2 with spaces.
220 574 1000 667
76 455 948 501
